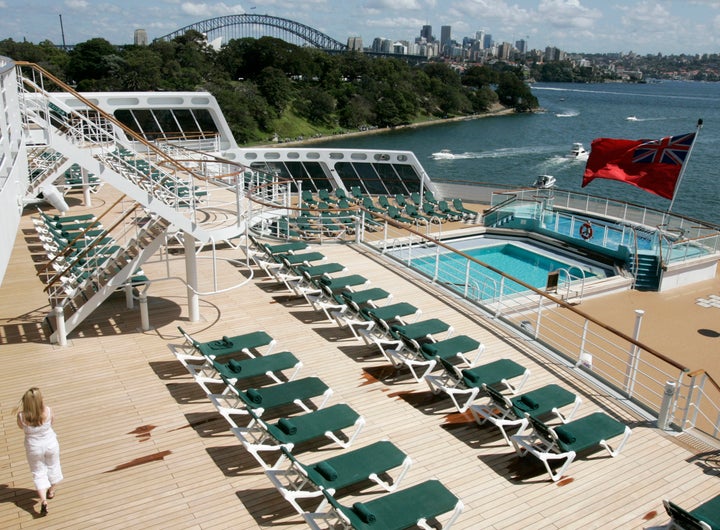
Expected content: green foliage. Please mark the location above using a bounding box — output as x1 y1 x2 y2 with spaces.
496 72 538 112
3 34 541 144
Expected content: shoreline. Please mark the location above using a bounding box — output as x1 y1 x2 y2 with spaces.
255 104 516 148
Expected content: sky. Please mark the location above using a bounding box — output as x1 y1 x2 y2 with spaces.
1 0 720 56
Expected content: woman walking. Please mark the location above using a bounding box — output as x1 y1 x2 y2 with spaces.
15 387 63 515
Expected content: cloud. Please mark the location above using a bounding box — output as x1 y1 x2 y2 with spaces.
363 0 423 9
180 2 245 17
538 0 602 30
65 0 89 8
618 1 672 33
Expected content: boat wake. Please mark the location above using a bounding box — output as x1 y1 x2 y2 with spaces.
430 151 483 160
555 110 579 118
625 116 668 122
471 146 558 160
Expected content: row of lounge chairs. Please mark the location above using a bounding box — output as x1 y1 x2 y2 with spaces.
246 235 635 486
173 233 712 527
274 187 478 239
32 208 149 300
170 321 465 529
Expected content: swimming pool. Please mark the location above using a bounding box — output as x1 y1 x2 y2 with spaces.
391 237 613 301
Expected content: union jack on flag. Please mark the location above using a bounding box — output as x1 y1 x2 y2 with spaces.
633 132 696 165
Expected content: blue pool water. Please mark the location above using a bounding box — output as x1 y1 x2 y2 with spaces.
406 240 606 300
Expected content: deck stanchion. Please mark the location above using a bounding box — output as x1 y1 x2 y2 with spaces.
139 291 150 331
657 380 677 430
54 305 67 346
625 309 645 397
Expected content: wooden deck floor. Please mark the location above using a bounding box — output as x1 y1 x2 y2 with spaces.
1 193 720 529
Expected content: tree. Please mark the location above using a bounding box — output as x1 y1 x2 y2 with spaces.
66 38 118 84
257 67 293 114
496 72 538 112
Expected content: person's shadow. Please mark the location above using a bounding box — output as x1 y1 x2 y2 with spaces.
0 484 45 518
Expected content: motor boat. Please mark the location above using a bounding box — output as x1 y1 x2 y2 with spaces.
431 149 454 160
566 142 589 161
532 174 556 189
626 115 639 121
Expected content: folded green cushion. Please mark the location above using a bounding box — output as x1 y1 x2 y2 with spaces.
315 461 338 481
554 426 576 445
462 369 479 384
277 418 297 435
352 502 376 524
228 359 243 373
519 394 539 410
246 388 262 404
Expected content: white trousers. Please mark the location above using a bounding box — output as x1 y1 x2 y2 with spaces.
25 437 63 491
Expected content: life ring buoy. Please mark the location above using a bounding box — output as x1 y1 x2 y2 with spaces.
579 222 593 240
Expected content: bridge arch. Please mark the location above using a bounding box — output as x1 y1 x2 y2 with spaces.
155 14 348 51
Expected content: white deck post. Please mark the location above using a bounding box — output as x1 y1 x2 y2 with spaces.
657 380 677 430
53 306 67 346
82 167 92 207
139 291 150 331
184 231 200 322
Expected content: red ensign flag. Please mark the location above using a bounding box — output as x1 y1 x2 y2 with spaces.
582 132 695 200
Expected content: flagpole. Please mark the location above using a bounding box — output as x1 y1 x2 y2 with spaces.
668 118 703 212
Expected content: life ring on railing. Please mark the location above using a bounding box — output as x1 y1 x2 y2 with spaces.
579 222 593 240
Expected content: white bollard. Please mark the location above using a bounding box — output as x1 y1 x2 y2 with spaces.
139 292 150 331
657 380 676 430
54 306 67 346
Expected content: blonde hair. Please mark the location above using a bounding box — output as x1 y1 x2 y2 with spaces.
16 387 46 427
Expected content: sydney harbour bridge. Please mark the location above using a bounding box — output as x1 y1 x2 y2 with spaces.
156 14 347 50
155 14 425 63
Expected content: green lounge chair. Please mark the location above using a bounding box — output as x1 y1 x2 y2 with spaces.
307 275 371 320
318 188 338 204
184 350 303 394
266 441 412 515
409 191 423 206
331 287 392 338
176 326 276 362
425 357 530 413
394 194 409 208
385 205 415 225
470 383 581 445
389 333 485 383
424 189 439 205
384 318 455 381
511 411 632 482
378 195 393 211
361 196 385 215
334 187 351 202
422 201 449 222
404 204 432 224
358 302 422 355
664 494 720 530
305 479 463 530
301 189 318 207
437 200 463 221
232 404 365 469
350 186 365 202
452 198 477 219
208 376 332 428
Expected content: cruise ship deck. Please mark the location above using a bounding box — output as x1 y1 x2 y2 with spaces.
2 185 719 529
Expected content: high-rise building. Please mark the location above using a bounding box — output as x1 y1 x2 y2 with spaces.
134 29 148 46
440 25 452 55
421 25 433 42
347 36 363 51
475 30 486 49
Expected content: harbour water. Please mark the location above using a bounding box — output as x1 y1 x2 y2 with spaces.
314 81 720 225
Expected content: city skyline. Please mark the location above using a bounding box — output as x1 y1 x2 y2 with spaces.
1 1 719 56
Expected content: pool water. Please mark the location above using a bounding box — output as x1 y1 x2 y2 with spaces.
408 241 604 300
